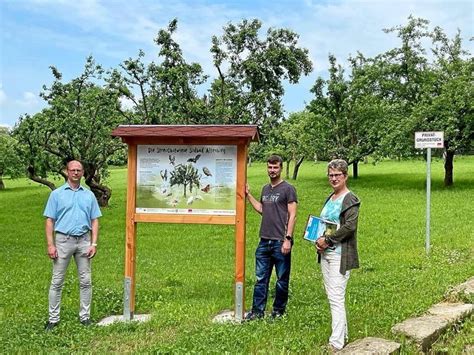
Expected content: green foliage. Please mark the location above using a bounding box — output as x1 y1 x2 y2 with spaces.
210 18 313 127
0 128 23 188
306 54 389 179
266 111 316 179
111 18 313 129
13 57 125 205
169 163 201 197
308 55 363 162
415 29 473 154
1 157 473 352
107 146 128 167
13 112 61 191
305 16 472 183
110 19 209 125
7 16 472 191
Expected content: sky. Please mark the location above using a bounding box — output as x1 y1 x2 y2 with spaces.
1 0 472 129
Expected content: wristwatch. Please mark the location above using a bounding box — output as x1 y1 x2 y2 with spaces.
324 236 333 247
285 235 294 245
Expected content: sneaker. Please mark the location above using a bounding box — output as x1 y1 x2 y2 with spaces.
44 321 59 331
80 319 93 326
270 310 285 319
244 311 264 321
328 344 341 354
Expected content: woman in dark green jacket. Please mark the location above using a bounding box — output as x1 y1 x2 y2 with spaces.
316 159 361 351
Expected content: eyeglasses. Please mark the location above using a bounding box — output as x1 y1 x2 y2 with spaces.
327 173 344 179
68 169 83 173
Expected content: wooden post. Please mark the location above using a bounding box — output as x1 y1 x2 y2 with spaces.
124 143 137 320
234 143 247 320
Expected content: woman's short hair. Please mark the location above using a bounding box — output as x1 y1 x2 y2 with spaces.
267 155 283 167
328 159 348 175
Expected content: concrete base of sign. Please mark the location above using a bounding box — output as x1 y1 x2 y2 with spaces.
97 314 151 326
212 310 246 324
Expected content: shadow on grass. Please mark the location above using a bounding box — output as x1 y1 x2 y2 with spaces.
296 173 473 192
0 185 48 194
351 173 473 192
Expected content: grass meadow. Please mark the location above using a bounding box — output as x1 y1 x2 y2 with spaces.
1 156 473 353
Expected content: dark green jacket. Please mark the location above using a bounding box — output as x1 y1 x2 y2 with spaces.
318 191 361 274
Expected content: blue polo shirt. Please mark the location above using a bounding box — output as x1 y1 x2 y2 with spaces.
43 183 102 236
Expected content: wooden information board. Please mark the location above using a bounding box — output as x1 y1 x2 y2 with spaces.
112 125 258 321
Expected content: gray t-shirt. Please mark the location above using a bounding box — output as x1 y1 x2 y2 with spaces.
259 181 298 240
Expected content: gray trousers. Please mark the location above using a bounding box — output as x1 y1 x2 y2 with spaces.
48 232 92 322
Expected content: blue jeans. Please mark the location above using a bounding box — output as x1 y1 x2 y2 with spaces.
251 238 291 314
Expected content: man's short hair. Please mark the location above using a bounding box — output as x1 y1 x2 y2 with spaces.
327 159 348 175
267 155 283 167
66 159 84 170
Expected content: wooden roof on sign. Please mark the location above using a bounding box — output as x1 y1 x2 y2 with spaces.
112 125 259 142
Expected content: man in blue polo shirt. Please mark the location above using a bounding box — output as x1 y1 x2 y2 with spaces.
43 160 102 331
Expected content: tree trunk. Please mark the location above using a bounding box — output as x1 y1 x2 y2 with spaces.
82 164 112 206
285 159 290 179
27 166 56 190
0 175 5 190
292 156 304 180
87 180 112 207
353 159 359 179
444 150 454 186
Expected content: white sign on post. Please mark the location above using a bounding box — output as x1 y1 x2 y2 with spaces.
415 131 444 256
415 131 444 149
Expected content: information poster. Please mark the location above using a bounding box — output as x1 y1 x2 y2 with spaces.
136 145 237 215
303 215 338 243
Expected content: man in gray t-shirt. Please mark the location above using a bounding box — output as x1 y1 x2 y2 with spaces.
245 155 298 320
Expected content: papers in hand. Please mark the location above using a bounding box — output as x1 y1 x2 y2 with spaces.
303 215 339 243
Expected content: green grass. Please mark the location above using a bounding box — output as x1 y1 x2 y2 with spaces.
1 157 473 353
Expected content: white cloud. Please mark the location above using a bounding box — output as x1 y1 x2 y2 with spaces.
0 84 7 106
1 0 472 126
0 88 45 126
11 0 472 76
281 0 473 76
16 92 40 107
4 1 247 66
119 96 135 111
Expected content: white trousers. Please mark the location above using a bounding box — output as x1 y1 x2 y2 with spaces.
321 252 350 350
